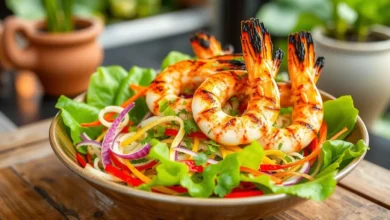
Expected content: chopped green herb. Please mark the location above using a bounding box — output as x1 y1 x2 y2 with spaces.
131 158 150 164
191 173 204 183
280 107 293 115
184 138 192 149
158 99 176 116
232 56 244 62
194 152 208 166
156 125 166 137
205 140 220 155
229 109 239 116
184 118 199 134
222 66 229 70
278 143 283 150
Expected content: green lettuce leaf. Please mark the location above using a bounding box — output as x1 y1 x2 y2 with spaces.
115 66 156 124
237 141 264 169
240 170 337 201
142 139 189 187
86 66 128 109
55 96 102 144
161 51 192 71
323 96 359 140
321 139 369 171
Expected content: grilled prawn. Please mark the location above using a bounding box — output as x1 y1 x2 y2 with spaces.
192 18 283 146
260 32 325 152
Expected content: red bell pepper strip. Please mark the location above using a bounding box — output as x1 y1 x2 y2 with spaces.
110 152 158 172
167 186 188 194
164 129 209 139
105 164 143 187
224 190 263 198
76 153 87 168
134 160 159 171
180 160 204 172
86 153 94 166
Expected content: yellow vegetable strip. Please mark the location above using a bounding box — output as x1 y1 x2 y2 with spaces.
261 156 275 164
224 145 242 152
96 130 107 142
264 150 285 158
124 160 178 195
121 116 184 160
219 146 227 158
190 138 200 159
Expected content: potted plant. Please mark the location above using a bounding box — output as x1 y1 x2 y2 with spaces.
257 0 390 130
2 0 103 96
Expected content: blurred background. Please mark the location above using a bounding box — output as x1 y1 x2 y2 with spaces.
0 0 389 167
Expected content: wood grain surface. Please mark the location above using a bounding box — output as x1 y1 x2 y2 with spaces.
0 119 389 219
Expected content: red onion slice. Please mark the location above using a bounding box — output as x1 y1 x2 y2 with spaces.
175 147 218 164
80 132 92 141
282 161 310 186
111 141 151 160
76 140 102 149
102 103 135 168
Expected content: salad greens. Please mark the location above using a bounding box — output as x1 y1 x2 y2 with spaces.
56 96 101 144
161 51 192 71
56 51 368 200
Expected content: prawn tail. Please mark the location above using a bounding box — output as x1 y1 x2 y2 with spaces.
288 31 317 80
313 57 325 83
241 18 273 80
272 48 284 75
190 31 224 58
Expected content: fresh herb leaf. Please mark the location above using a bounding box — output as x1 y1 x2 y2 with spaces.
280 107 293 115
158 99 176 116
183 138 192 149
156 125 166 137
194 152 208 166
205 140 220 155
184 118 199 134
237 141 263 169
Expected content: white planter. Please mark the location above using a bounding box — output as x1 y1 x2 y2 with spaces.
312 26 390 130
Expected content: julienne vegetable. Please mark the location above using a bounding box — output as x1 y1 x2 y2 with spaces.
56 52 368 201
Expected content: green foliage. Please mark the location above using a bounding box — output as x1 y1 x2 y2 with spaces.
161 51 193 71
323 96 358 140
257 0 390 41
55 95 102 144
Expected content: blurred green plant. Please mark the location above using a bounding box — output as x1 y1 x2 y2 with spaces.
6 0 106 32
257 0 390 42
7 0 167 27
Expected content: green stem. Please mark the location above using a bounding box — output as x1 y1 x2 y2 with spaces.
356 17 368 42
62 0 74 32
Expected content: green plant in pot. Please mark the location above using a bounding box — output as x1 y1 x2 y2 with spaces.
257 0 390 130
3 0 104 96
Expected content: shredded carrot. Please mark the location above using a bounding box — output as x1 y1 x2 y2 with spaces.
240 166 282 184
130 84 148 92
190 138 200 159
273 171 314 181
330 127 348 140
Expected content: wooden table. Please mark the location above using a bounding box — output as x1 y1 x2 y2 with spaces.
1 120 389 220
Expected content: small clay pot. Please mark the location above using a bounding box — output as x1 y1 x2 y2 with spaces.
2 16 103 96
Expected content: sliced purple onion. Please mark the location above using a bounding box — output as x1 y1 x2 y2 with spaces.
175 147 218 164
282 161 311 186
102 103 135 168
111 140 151 160
80 132 92 141
76 140 102 149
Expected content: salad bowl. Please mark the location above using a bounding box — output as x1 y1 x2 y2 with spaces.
49 90 368 220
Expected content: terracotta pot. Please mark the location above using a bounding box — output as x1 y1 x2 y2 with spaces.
2 16 103 96
312 26 390 130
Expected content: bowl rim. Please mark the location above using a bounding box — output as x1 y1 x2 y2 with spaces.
49 90 368 206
